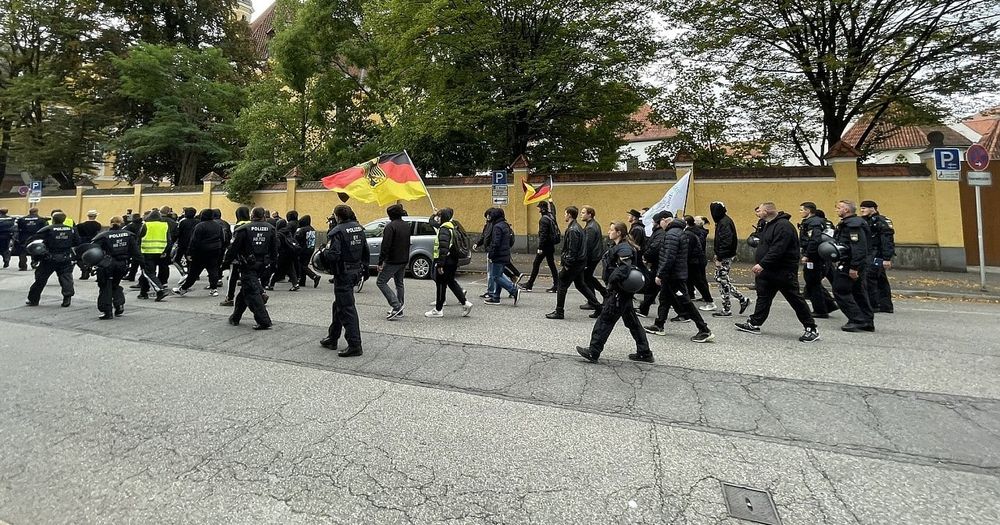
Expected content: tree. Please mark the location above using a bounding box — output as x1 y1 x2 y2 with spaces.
113 44 245 186
663 0 1000 163
368 0 655 174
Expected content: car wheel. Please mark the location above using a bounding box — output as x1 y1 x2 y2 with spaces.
410 255 432 279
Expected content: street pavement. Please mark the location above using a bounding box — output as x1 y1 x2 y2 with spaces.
1 267 998 524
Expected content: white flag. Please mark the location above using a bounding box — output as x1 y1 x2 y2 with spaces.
643 173 690 236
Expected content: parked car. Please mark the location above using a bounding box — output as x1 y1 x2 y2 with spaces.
363 216 472 279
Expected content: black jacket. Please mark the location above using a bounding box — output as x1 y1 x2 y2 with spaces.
834 215 871 271
585 219 605 262
76 220 102 242
176 210 197 255
488 215 513 264
602 242 636 292
94 226 141 261
754 212 800 274
643 226 665 270
295 224 318 254
0 213 15 238
867 213 895 260
538 213 558 250
656 219 689 280
629 221 646 256
379 218 411 265
710 202 738 259
325 220 366 273
561 220 587 265
16 215 47 245
189 218 225 254
32 224 81 261
684 227 707 267
799 215 827 259
224 221 277 268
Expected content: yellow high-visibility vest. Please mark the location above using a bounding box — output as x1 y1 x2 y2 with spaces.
141 221 169 254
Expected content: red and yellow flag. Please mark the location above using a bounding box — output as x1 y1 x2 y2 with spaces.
521 176 552 205
322 152 428 206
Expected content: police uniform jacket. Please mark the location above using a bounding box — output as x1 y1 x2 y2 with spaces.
799 215 827 259
656 219 689 280
94 226 141 262
867 213 895 261
16 215 47 245
0 213 15 239
602 242 636 292
834 215 870 271
76 220 102 243
325 220 365 273
32 224 81 262
560 220 587 265
223 221 277 268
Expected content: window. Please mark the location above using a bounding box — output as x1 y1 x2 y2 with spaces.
414 221 437 236
894 154 909 164
364 222 385 238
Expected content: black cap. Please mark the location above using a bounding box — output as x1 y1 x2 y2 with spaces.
627 209 642 219
860 200 878 208
652 211 672 222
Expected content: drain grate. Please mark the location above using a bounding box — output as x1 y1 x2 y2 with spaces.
720 482 782 525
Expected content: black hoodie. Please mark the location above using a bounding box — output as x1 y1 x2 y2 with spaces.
710 202 737 259
754 212 800 274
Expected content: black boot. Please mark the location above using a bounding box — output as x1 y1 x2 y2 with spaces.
61 296 72 307
320 337 337 350
114 306 124 317
576 346 599 363
338 346 363 357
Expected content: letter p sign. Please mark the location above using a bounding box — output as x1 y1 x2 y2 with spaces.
934 148 961 172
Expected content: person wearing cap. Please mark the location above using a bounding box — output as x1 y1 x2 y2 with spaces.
75 210 103 280
859 200 895 313
14 207 47 271
627 209 647 257
523 201 559 293
51 209 74 229
798 202 838 317
0 207 14 268
645 214 714 343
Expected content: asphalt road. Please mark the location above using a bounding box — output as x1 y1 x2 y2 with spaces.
0 268 998 524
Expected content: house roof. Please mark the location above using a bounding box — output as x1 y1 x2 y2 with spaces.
624 105 678 142
249 2 277 60
963 107 1000 159
842 117 972 151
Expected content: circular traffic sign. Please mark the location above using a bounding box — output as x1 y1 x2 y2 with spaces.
967 144 990 171
16 185 28 196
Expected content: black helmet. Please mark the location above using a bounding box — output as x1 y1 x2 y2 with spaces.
78 244 106 266
310 249 329 274
620 268 646 293
26 239 48 257
747 234 761 248
817 240 848 262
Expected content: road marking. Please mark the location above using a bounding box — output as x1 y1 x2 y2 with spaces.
902 307 997 316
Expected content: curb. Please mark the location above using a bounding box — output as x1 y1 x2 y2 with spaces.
893 289 1000 302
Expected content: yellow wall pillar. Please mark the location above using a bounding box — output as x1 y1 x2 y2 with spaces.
285 166 302 212
203 172 223 210
132 172 151 212
825 141 861 204
919 146 967 271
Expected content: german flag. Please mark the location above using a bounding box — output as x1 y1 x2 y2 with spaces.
322 152 429 206
522 176 552 205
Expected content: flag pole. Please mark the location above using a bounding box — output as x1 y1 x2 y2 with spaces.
681 168 693 216
403 150 436 212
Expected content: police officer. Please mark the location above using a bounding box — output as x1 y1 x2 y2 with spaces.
76 210 103 280
576 222 652 363
14 207 47 271
831 199 874 332
319 205 366 356
220 206 252 307
860 200 895 313
223 207 276 330
0 207 15 268
26 212 81 307
92 215 142 319
798 202 838 317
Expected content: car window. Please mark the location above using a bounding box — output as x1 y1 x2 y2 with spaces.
414 221 437 236
364 222 386 238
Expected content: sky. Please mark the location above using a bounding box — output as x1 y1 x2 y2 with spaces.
250 0 274 21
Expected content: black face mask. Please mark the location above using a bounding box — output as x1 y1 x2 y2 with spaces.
428 216 441 228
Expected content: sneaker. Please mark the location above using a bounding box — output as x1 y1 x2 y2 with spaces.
462 301 473 317
264 285 274 291
799 328 820 343
670 315 691 323
699 303 717 311
209 289 219 297
137 294 149 300
512 288 520 306
627 352 655 363
129 283 141 289
634 309 649 318
313 275 321 288
545 310 564 320
691 331 715 343
203 285 213 290
735 321 760 334
738 297 752 315
644 324 666 336
155 290 169 302
515 273 526 286
387 306 404 320
289 285 300 292
580 303 596 311
712 310 732 317
545 287 557 293
484 298 501 305
424 309 443 318
478 292 490 299
172 287 187 296
521 286 533 293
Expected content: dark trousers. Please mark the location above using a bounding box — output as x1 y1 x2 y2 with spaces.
97 260 128 314
139 255 166 295
226 265 242 300
748 270 815 329
655 278 709 332
27 259 74 302
1 236 12 267
525 247 557 289
435 261 467 311
686 263 713 302
867 265 893 312
638 263 660 315
832 268 873 327
270 255 299 288
232 263 271 327
555 262 601 313
589 292 650 356
803 262 837 315
298 250 319 286
125 259 140 280
18 253 30 271
328 271 362 348
181 250 222 290
584 259 607 298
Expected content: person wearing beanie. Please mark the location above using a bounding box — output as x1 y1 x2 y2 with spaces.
859 200 895 313
377 204 411 319
522 201 559 292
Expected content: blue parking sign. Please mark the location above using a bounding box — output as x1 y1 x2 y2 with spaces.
934 148 961 172
29 181 43 192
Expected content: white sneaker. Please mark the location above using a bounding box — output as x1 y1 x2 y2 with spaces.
424 309 443 318
172 287 187 296
699 303 717 311
462 301 473 317
209 289 219 297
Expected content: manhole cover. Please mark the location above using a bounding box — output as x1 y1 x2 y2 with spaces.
720 482 782 525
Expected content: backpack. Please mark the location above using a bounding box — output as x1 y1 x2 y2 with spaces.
548 216 562 245
446 223 472 262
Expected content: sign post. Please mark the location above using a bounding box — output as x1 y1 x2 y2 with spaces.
491 169 509 206
934 148 961 180
966 144 990 291
27 181 42 205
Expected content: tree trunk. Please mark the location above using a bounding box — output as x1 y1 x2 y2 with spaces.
177 151 199 186
52 170 76 190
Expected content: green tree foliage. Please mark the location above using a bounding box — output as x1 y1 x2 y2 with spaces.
113 44 245 186
662 0 1000 163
